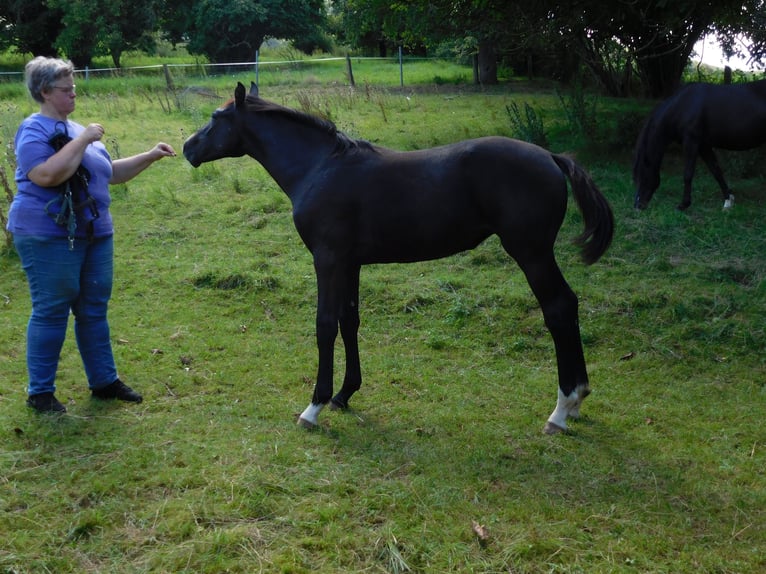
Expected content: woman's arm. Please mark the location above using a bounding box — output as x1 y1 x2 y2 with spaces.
26 123 105 187
110 143 176 184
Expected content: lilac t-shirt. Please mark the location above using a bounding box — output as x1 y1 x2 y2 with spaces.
7 114 114 238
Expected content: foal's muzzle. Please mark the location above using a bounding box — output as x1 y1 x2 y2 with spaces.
182 140 202 167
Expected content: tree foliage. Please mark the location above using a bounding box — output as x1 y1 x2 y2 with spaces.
184 0 327 63
553 0 752 97
713 0 766 68
1 0 765 96
0 0 62 56
0 0 326 68
333 0 528 83
50 0 160 68
334 0 766 97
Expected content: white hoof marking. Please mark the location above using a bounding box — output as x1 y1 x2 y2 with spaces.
298 403 324 428
545 385 590 433
723 194 734 209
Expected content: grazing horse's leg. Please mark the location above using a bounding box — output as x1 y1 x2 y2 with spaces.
298 260 345 428
331 265 362 410
698 145 735 208
516 254 590 434
679 138 700 210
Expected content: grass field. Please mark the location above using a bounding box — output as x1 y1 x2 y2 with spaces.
1 59 765 573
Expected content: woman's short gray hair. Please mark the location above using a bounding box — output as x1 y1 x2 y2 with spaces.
25 56 74 103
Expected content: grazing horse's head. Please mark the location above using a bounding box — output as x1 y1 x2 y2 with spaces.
183 81 256 167
633 154 661 210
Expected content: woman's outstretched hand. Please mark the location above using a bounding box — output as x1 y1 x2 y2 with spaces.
151 142 177 159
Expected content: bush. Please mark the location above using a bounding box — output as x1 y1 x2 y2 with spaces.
505 101 548 148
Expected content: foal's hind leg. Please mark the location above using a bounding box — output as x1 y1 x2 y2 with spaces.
516 254 591 434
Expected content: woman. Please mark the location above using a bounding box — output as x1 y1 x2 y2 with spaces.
7 56 177 413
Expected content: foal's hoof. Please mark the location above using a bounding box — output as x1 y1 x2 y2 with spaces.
543 421 567 435
329 397 347 411
297 416 318 430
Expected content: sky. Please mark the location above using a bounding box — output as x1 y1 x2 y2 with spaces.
693 35 758 71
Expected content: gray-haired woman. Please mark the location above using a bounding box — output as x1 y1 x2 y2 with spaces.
7 56 176 413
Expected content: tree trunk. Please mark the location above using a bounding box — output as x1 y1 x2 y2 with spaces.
634 31 701 98
637 52 687 98
477 41 498 85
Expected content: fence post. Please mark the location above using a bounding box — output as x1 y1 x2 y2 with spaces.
399 46 404 87
255 50 259 85
163 64 174 90
724 65 732 84
346 54 355 87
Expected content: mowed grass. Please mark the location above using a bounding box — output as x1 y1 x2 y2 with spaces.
1 62 765 573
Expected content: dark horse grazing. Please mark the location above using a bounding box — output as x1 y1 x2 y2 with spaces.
183 82 614 434
634 79 766 210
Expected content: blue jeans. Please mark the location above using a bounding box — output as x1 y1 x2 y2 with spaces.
13 235 118 396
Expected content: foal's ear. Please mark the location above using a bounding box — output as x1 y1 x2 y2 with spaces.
235 82 246 108
249 82 259 97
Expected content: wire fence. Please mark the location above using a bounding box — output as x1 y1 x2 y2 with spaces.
0 52 467 89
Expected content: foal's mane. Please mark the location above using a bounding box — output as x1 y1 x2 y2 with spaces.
243 94 375 155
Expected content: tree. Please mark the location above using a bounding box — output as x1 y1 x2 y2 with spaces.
336 0 523 84
334 0 766 97
48 0 99 68
521 0 766 97
101 0 158 68
0 0 62 56
48 0 160 68
713 0 766 68
331 0 394 56
410 0 513 85
184 0 327 62
157 0 191 47
551 1 734 97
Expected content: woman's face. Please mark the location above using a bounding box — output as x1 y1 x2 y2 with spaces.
43 75 76 116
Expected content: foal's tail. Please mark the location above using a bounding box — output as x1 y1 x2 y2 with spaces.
552 154 614 265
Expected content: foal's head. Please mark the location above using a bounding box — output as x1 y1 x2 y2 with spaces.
183 82 255 167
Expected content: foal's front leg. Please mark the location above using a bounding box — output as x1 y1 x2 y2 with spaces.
330 265 362 410
298 263 342 428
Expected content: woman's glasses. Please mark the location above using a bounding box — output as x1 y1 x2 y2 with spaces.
51 84 76 94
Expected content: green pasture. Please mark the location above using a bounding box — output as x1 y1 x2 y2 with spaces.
1 60 765 573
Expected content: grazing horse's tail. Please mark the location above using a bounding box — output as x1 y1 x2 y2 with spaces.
551 154 614 265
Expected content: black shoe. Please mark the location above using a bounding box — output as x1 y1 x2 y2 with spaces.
91 379 143 403
27 392 67 413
